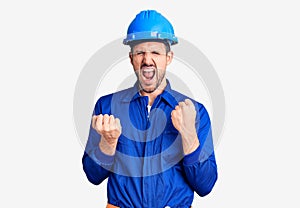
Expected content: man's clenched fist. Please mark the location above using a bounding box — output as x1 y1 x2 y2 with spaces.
171 99 200 155
92 114 122 155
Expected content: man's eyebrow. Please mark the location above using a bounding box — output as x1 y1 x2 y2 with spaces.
134 47 165 51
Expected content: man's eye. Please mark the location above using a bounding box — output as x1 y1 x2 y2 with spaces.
136 52 144 55
151 51 160 55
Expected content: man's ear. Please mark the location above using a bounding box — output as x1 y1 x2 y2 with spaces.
166 51 174 65
129 52 133 65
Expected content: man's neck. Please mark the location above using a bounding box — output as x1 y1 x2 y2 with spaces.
140 80 167 106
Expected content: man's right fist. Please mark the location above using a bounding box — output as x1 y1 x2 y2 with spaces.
92 114 122 155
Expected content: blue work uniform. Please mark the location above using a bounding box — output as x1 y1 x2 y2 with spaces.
82 81 218 208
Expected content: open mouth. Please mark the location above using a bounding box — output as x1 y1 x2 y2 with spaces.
142 68 155 80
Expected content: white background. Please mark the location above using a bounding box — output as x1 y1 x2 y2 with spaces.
1 0 299 207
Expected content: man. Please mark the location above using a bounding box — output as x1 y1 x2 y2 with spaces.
82 10 218 208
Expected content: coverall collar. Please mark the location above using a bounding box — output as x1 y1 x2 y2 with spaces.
120 79 178 108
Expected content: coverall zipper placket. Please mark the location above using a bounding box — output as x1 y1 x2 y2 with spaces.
141 96 149 207
142 95 162 207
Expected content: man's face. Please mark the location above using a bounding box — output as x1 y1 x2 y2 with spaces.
130 41 173 93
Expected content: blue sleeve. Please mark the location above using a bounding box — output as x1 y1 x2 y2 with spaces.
82 97 115 185
183 104 218 197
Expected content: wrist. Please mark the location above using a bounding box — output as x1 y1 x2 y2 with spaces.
183 139 199 155
181 131 199 155
180 129 197 142
99 138 117 156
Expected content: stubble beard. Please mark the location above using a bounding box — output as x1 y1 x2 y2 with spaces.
135 68 166 93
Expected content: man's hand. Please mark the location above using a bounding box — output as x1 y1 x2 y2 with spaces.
92 114 122 155
171 99 200 155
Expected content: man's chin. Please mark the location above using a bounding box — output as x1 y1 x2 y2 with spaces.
141 85 155 92
142 88 155 93
139 83 156 93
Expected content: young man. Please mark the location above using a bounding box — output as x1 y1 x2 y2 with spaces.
82 10 218 208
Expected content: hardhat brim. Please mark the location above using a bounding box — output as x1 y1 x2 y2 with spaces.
123 31 178 45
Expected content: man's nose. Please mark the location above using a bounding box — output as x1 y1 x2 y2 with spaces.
142 52 154 65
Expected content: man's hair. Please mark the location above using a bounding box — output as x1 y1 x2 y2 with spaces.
129 40 171 54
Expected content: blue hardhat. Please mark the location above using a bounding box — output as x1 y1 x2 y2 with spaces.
123 10 178 46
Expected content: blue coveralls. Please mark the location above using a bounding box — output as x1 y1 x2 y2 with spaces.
82 81 218 208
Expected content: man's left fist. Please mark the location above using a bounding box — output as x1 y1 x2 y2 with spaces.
171 99 199 154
